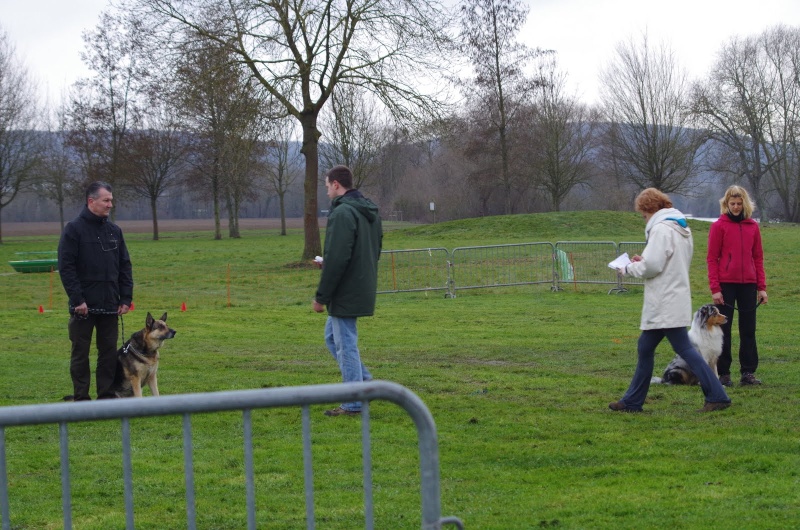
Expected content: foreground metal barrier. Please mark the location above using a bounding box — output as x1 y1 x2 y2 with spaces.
0 381 463 530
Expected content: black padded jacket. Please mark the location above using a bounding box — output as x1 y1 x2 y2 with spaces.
58 207 133 314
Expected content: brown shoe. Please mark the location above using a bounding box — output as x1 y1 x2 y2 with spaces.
740 372 762 385
608 401 641 412
719 374 733 387
698 401 731 413
324 406 360 417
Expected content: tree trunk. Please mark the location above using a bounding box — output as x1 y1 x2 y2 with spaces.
229 195 240 238
150 196 160 241
300 112 322 259
279 191 287 236
212 172 222 241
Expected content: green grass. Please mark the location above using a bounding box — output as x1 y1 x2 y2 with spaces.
0 211 799 529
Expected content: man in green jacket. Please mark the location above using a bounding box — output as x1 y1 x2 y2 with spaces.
313 165 383 416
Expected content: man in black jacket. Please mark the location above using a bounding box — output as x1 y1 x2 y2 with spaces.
58 182 133 400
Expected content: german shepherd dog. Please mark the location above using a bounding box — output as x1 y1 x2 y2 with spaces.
654 304 727 385
112 312 176 397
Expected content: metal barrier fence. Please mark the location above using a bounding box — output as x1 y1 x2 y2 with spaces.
450 243 555 295
615 242 647 292
0 381 463 530
377 248 451 295
553 242 618 292
0 242 647 311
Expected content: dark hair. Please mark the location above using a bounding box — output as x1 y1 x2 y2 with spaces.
325 165 353 189
86 181 113 203
634 188 673 215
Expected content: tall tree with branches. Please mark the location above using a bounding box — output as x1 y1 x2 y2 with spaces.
129 0 454 259
319 85 389 192
122 102 189 240
263 117 302 236
66 11 144 199
599 33 707 194
174 38 265 239
692 26 800 222
35 100 82 231
0 28 42 243
528 64 596 211
458 0 550 214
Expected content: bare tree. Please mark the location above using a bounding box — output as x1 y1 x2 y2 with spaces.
129 0 454 259
222 118 264 238
262 117 302 236
35 99 82 231
66 11 143 200
600 33 707 194
122 102 189 240
528 65 596 211
175 39 265 239
458 0 550 214
693 26 800 222
319 85 389 192
0 28 42 243
691 35 774 216
766 26 800 222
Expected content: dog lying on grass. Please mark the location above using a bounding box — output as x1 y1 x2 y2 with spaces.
652 304 727 385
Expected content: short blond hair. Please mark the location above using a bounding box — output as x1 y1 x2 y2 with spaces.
719 185 754 219
635 188 673 215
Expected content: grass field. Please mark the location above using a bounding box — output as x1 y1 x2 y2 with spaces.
0 211 798 529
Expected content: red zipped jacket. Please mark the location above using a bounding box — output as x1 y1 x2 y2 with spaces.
706 214 766 294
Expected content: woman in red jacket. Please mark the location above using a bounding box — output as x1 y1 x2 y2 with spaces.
707 185 768 386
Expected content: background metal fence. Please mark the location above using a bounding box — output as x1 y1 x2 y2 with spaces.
0 381 463 530
0 241 647 311
552 242 619 292
616 241 647 292
377 248 451 295
450 243 555 295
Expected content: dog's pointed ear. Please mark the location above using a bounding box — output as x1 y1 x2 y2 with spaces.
146 312 154 329
160 312 167 322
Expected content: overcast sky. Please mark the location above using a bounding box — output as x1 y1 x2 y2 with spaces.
2 0 799 106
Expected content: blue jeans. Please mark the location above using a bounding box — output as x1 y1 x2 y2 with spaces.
325 316 372 412
620 328 731 410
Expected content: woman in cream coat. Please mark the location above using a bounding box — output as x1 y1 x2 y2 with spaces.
609 188 731 413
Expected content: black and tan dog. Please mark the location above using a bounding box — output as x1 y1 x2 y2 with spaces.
112 312 176 397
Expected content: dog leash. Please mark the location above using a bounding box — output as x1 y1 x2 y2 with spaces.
723 300 763 313
72 307 126 348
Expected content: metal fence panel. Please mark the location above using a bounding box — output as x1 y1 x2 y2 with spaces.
615 242 647 292
0 381 463 530
0 241 648 311
553 241 619 291
378 248 451 295
450 242 555 294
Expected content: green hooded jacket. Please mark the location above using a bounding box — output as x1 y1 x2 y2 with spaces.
315 190 383 317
